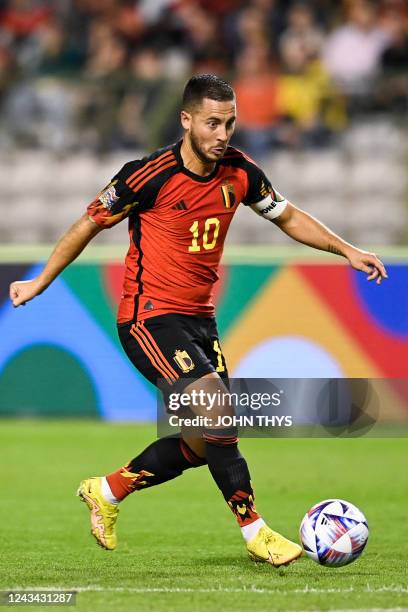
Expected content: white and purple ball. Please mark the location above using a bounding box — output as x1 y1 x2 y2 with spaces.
300 499 369 567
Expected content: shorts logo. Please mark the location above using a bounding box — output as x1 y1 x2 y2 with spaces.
99 180 119 210
221 183 236 208
173 349 195 373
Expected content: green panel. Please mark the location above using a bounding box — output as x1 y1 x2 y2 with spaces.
62 263 279 341
62 265 119 347
62 264 161 401
0 345 99 417
216 264 279 337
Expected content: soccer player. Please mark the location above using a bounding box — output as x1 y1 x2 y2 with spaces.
9 75 387 567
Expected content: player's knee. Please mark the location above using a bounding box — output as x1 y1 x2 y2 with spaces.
180 438 207 467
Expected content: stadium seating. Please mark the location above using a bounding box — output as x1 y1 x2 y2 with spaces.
1 120 406 246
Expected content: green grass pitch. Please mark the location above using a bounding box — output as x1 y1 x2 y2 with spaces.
1 421 407 611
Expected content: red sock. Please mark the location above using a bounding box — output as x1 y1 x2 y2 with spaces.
228 490 262 527
106 437 206 502
106 465 153 501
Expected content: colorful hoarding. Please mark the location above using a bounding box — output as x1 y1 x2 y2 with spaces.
0 259 407 420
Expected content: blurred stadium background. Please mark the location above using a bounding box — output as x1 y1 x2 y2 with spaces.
0 0 407 421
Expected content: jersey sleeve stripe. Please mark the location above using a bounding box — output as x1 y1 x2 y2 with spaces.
130 324 179 384
224 148 257 165
126 151 175 187
139 322 180 379
129 160 178 193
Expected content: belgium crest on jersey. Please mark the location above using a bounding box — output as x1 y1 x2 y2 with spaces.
173 349 195 373
221 183 236 208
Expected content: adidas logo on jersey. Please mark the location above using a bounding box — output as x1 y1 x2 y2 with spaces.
173 200 188 210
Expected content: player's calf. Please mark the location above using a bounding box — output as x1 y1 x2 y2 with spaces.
203 431 302 566
186 376 302 566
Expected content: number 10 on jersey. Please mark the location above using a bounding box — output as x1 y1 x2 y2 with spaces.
189 217 220 252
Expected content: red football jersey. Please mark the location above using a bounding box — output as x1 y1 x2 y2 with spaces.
87 141 275 324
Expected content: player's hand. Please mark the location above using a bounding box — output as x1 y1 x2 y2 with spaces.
9 278 45 307
347 249 388 285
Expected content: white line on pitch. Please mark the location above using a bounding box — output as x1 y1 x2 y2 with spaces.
326 609 408 612
8 586 408 595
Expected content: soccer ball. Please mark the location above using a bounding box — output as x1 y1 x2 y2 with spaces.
300 499 369 567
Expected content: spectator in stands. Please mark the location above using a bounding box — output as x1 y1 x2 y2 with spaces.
322 0 390 95
225 4 270 64
110 1 146 43
378 7 408 112
380 1 408 73
176 2 225 73
117 46 181 150
205 0 246 15
0 0 51 73
0 44 15 133
279 36 346 147
78 20 128 151
34 18 83 76
279 2 325 64
0 0 405 153
233 43 281 157
248 0 284 45
22 18 82 151
0 0 50 40
304 0 342 29
72 0 146 43
0 3 80 151
137 0 175 25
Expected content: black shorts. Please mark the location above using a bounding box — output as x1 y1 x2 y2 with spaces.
118 314 229 396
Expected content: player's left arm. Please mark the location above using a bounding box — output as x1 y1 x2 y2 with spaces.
272 202 388 284
243 158 387 284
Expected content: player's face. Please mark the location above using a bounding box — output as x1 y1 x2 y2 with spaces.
182 98 237 164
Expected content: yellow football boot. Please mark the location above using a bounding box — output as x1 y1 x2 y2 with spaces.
77 477 119 550
247 526 303 566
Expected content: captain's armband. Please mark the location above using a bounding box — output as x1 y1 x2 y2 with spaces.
250 190 288 221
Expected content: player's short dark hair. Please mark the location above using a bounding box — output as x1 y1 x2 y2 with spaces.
182 74 235 111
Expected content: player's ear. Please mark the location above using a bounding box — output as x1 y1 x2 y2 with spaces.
180 110 192 131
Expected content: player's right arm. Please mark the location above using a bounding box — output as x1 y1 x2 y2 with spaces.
10 153 166 308
9 213 102 307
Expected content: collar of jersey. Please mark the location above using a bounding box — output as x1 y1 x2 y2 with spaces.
174 140 220 183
